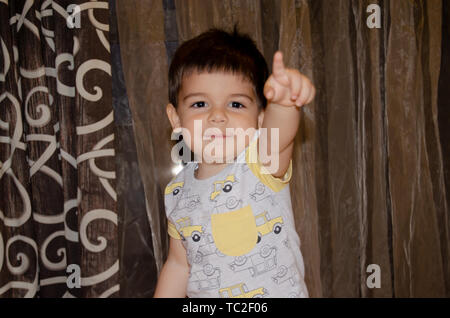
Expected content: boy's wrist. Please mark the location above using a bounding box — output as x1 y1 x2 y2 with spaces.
266 101 301 111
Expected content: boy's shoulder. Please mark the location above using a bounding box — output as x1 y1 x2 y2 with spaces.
164 163 191 196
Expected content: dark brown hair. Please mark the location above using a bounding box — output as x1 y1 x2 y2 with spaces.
168 26 269 109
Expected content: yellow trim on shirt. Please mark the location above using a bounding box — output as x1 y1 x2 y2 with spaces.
245 139 292 192
168 221 182 239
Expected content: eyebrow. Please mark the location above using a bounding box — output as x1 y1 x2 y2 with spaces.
183 93 254 102
183 93 207 101
230 94 254 102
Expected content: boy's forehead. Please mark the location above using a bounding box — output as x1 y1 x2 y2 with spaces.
180 70 255 95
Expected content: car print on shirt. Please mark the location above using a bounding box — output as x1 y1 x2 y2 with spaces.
228 245 277 277
271 264 299 286
175 193 201 212
255 211 284 243
165 181 184 196
210 175 238 201
249 181 277 206
190 264 221 291
165 181 185 211
166 181 201 213
213 196 243 214
176 217 203 242
193 234 225 264
219 283 268 298
209 175 243 214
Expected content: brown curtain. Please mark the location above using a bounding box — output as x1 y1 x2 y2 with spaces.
117 0 450 298
0 0 120 297
1 0 449 298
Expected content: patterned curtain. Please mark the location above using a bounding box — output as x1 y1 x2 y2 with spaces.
0 0 119 297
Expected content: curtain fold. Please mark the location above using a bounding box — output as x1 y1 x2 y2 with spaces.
110 0 158 297
386 0 446 297
115 0 173 275
437 0 450 297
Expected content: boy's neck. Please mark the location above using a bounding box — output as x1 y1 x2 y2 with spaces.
194 162 230 180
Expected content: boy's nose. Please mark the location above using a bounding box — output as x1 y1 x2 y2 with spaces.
208 108 227 124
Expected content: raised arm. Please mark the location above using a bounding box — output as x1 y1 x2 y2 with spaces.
259 51 315 177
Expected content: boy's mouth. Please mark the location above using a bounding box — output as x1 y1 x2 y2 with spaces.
203 134 234 141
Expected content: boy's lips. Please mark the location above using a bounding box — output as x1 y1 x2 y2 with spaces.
203 134 234 140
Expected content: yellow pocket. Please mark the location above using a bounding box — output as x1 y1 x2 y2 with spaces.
211 205 257 256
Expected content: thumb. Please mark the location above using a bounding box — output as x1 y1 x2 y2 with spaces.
264 84 274 100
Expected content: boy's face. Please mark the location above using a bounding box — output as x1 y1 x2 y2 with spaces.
167 71 264 163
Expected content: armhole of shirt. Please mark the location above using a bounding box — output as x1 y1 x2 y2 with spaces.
245 138 292 192
168 220 182 240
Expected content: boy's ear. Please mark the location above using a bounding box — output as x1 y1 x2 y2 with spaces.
257 110 265 128
166 103 181 131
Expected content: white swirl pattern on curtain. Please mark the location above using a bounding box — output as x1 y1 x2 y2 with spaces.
0 0 118 297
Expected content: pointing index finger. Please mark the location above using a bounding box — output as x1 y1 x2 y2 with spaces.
272 51 289 84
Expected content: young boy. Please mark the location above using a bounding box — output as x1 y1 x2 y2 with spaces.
154 28 315 298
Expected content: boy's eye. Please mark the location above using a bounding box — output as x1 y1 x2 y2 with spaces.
192 101 207 108
229 102 244 109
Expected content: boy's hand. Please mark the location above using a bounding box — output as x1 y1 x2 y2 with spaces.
264 51 315 107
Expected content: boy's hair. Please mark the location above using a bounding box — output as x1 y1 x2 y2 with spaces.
169 27 269 109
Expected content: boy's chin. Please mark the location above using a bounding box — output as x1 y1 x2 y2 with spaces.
192 143 248 164
199 154 237 165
